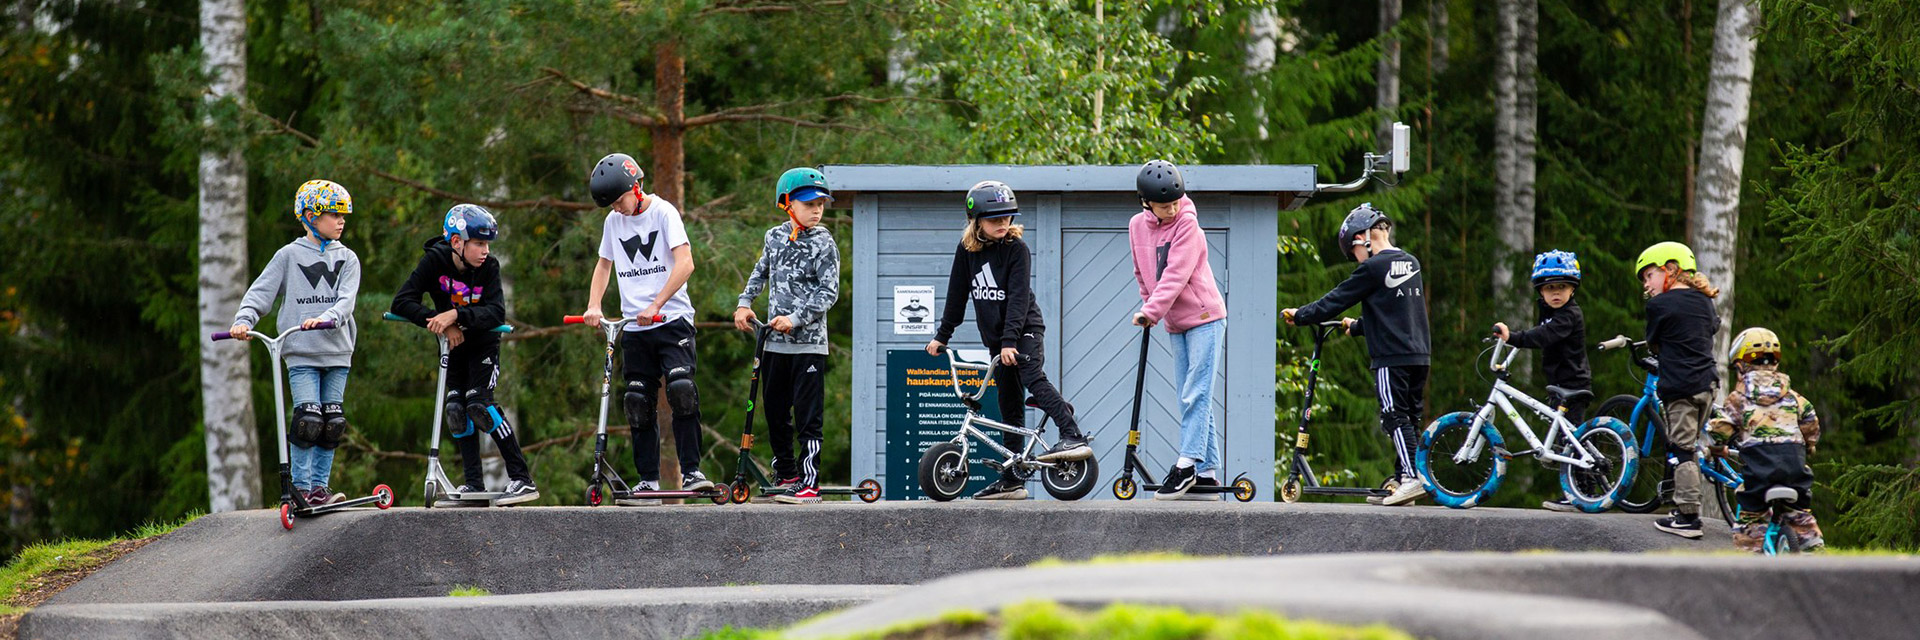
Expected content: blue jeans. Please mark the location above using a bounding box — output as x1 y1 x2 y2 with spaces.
1169 319 1224 475
287 366 350 489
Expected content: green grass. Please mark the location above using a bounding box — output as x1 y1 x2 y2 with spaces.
447 585 492 597
689 600 1409 640
1 511 203 611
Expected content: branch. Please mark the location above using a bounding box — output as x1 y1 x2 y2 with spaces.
501 320 735 342
686 113 874 131
700 0 849 16
542 67 662 126
683 93 963 128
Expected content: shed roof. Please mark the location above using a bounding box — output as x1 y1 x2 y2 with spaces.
821 164 1318 196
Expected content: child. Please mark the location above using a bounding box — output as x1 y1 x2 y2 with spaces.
1710 327 1824 552
1283 203 1431 507
1635 241 1720 538
581 152 711 504
1492 249 1592 512
926 180 1092 500
734 167 842 505
390 204 540 505
1129 160 1228 501
229 180 361 507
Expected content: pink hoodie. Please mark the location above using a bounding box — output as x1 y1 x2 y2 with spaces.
1130 196 1227 333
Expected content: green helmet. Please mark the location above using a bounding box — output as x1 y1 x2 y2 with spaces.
775 167 831 205
1635 241 1697 276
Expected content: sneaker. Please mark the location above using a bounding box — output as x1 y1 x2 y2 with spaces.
1655 511 1704 539
972 477 1028 500
773 476 804 494
1541 498 1582 513
1178 476 1224 501
682 470 715 492
617 480 662 506
1036 431 1094 462
308 486 343 507
775 485 821 504
1154 464 1198 501
495 479 540 506
1366 478 1401 505
437 483 488 507
1381 477 1427 506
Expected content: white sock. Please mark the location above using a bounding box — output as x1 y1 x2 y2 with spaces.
1198 469 1217 480
1177 457 1196 469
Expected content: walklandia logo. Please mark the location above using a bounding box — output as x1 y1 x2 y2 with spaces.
970 264 1006 301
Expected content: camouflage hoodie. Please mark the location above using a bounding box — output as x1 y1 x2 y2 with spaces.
737 221 839 355
1708 363 1821 451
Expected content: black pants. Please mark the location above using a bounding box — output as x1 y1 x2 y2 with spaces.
1374 365 1428 480
1737 442 1814 513
762 351 826 486
1546 386 1592 425
621 319 702 481
446 339 532 486
989 330 1078 471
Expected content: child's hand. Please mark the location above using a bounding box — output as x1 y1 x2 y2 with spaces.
1133 313 1155 327
635 304 663 326
999 347 1019 366
229 324 252 341
300 317 325 330
733 307 758 332
582 308 604 328
1341 317 1357 335
1282 308 1298 325
1493 322 1510 342
770 316 794 333
925 340 945 356
427 310 459 334
445 325 466 349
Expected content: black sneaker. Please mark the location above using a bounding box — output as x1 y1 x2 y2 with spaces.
1154 464 1198 500
1655 511 1704 539
496 479 540 506
1541 498 1581 513
616 480 661 506
1037 431 1094 462
1178 476 1223 501
438 483 488 507
682 470 715 492
972 477 1028 500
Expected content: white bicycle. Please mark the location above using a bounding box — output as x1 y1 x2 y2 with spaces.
915 346 1098 501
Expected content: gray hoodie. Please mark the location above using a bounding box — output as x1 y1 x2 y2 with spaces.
232 236 360 368
737 222 839 355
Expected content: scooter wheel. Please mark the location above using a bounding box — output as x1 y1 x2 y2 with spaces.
730 482 752 504
280 503 295 530
1112 477 1137 500
374 484 395 509
1233 478 1257 502
858 479 882 503
423 484 439 509
711 484 731 505
1280 477 1302 503
586 484 603 507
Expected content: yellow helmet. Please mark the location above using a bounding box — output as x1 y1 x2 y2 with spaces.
1729 327 1782 363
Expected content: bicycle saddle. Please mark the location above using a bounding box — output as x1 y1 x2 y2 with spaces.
1545 386 1594 404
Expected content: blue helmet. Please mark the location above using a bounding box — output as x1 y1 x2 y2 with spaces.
443 204 499 243
1530 249 1581 287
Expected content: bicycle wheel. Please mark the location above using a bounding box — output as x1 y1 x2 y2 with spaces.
1710 472 1740 531
1416 411 1507 509
1559 417 1637 513
1599 395 1667 513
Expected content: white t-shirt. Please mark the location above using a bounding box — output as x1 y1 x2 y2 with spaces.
598 196 694 332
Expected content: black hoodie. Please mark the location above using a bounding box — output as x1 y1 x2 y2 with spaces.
1507 297 1591 391
390 237 507 347
934 238 1045 349
1293 248 1431 368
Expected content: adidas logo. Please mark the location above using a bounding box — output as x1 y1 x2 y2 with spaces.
970 264 1006 301
805 365 819 373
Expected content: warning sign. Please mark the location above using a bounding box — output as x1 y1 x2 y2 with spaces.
893 285 935 335
884 349 999 500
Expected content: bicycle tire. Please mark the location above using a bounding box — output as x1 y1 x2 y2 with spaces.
1600 394 1668 513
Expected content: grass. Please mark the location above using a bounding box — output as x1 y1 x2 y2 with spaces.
690 600 1410 640
447 585 492 597
0 512 203 635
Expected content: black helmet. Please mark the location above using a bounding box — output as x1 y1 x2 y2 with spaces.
589 153 643 207
444 204 499 242
965 180 1019 219
1337 203 1390 262
1136 160 1186 203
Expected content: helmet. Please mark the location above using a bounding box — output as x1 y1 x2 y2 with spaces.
1336 203 1390 262
1635 241 1696 276
1530 250 1582 287
589 153 643 208
444 204 499 243
294 180 353 222
1729 327 1782 364
775 167 832 206
965 180 1018 219
1136 160 1185 204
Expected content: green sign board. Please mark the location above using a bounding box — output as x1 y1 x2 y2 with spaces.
885 349 1001 500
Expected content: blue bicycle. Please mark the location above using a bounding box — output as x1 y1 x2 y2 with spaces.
1594 335 1741 524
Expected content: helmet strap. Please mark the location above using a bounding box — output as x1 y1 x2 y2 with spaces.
780 198 808 241
301 215 331 253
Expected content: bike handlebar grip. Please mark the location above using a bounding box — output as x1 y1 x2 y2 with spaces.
308 321 336 331
493 325 514 334
563 315 585 324
211 332 234 341
1318 320 1344 328
382 312 408 322
1597 335 1631 351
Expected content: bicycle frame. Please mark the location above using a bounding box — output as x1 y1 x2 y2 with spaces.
940 348 1056 476
1450 341 1599 470
1616 339 1744 492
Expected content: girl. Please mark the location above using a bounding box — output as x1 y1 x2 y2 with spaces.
1129 161 1228 500
926 180 1091 500
1636 241 1720 539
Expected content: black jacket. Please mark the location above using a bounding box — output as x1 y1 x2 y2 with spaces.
934 238 1044 349
1294 248 1430 368
390 237 508 347
1645 288 1719 401
1508 298 1591 391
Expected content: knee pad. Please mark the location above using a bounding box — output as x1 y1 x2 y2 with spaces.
318 403 349 450
666 369 699 417
1670 449 1696 465
467 402 514 440
292 403 324 448
444 392 473 438
623 381 657 432
1379 410 1413 436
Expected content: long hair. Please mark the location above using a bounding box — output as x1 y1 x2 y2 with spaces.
1666 264 1721 298
960 218 1024 252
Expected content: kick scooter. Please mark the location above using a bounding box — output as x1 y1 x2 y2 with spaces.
563 314 730 506
916 346 1098 501
724 320 881 503
213 322 392 529
1277 315 1393 503
382 312 514 508
1108 324 1256 501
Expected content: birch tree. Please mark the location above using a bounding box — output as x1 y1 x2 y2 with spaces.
197 0 258 512
1492 0 1537 377
1690 0 1760 375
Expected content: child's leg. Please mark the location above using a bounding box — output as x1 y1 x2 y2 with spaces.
444 348 486 488
655 320 704 477
620 329 664 482
1009 330 1080 437
1375 366 1427 481
286 366 322 490
1661 392 1713 516
991 358 1027 458
761 352 799 480
1171 320 1225 475
791 354 828 488
462 344 532 484
313 367 350 489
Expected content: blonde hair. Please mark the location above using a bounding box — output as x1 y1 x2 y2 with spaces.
1665 264 1721 298
960 218 1024 252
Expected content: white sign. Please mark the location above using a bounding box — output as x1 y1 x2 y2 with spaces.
893 285 935 335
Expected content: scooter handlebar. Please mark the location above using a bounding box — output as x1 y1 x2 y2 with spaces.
383 311 513 333
211 331 234 341
563 315 586 324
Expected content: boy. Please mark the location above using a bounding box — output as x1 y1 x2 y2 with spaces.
1283 203 1430 506
230 179 361 506
1492 250 1592 512
1711 327 1824 552
734 167 841 504
391 204 540 505
581 152 711 504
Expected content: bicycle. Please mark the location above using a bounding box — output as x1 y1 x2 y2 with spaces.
1594 335 1741 525
915 346 1098 502
1757 485 1812 555
1415 333 1638 511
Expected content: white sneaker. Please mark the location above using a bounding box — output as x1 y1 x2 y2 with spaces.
1366 478 1400 505
1381 478 1427 506
616 480 662 506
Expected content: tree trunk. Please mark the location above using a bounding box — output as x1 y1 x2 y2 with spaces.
198 0 259 513
1492 0 1538 380
1689 0 1758 379
1376 0 1402 154
1431 0 1449 75
1244 6 1280 144
651 39 686 487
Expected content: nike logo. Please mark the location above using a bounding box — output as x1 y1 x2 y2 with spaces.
621 231 661 262
299 260 345 289
1384 262 1420 288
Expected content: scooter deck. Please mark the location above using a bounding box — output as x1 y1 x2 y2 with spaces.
295 493 388 516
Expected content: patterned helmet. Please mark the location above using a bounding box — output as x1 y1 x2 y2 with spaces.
443 204 499 243
1729 327 1782 364
965 181 1019 219
294 180 353 222
1530 250 1581 287
1635 241 1697 276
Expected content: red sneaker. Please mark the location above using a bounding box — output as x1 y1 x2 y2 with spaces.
775 485 820 504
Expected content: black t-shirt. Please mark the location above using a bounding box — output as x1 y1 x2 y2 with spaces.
1508 298 1591 391
1645 288 1718 400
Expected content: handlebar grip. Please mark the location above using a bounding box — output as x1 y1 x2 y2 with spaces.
382 312 408 322
1597 335 1631 351
563 315 585 324
1318 320 1345 328
493 325 514 334
307 321 336 331
211 332 234 341
652 314 666 323
931 344 946 355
